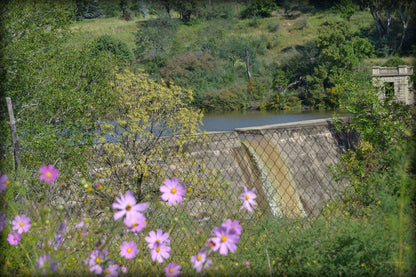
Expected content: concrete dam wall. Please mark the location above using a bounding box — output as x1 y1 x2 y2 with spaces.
182 118 355 218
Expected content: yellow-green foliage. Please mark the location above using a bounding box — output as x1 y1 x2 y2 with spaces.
94 69 203 200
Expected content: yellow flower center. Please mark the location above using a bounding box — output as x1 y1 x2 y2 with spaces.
156 247 160 253
197 255 202 261
20 222 24 227
132 222 138 227
245 195 250 200
126 204 131 211
221 236 227 242
169 269 174 273
127 248 132 253
5 180 10 185
96 257 100 263
171 188 177 194
209 242 214 247
46 172 52 178
106 269 110 274
156 239 160 243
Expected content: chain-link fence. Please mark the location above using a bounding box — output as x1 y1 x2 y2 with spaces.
4 118 358 263
76 118 356 257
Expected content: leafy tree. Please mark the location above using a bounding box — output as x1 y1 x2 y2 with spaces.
334 0 359 21
172 0 197 23
74 0 89 20
241 0 277 19
1 1 116 171
83 0 103 19
303 21 374 109
93 35 134 66
120 0 132 20
95 69 202 201
362 0 415 55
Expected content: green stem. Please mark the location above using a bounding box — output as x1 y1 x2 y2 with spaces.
397 158 407 277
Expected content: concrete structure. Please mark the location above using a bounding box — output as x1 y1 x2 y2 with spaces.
372 65 414 104
177 118 356 219
88 118 356 221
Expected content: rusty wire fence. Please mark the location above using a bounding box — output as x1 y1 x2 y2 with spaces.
73 119 357 258
3 119 359 267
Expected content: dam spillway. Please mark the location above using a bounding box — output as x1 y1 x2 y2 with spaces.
177 118 355 219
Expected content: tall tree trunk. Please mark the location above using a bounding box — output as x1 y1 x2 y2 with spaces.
397 5 411 52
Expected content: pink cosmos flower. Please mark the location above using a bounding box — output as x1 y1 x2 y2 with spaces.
239 186 257 212
160 177 186 204
85 249 108 274
124 213 146 233
112 191 147 221
104 263 119 277
0 212 6 232
191 248 212 273
121 265 128 273
205 238 217 249
12 214 31 234
150 243 171 264
39 165 59 183
244 261 250 267
120 241 139 259
145 229 170 249
210 225 240 256
222 219 242 236
7 232 21 245
165 263 181 277
0 174 9 193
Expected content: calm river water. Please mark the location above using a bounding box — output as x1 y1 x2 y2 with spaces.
200 110 341 132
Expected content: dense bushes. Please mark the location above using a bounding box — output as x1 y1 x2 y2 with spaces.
241 0 278 18
92 35 134 65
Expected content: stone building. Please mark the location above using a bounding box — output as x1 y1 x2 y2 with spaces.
372 65 414 104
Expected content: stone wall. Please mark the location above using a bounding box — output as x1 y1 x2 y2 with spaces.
372 65 414 104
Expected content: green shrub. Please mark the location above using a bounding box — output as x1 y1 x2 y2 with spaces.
199 83 249 112
267 22 280 33
92 35 134 65
196 2 238 20
382 56 408 67
241 0 277 19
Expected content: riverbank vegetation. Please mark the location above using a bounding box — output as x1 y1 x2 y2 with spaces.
0 0 415 276
66 0 416 112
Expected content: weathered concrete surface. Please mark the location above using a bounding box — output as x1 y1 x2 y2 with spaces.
182 118 354 218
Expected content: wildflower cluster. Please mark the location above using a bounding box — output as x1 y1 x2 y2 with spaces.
1 165 60 274
0 165 257 276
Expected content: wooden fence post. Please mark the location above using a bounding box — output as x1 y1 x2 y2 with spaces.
6 97 21 170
